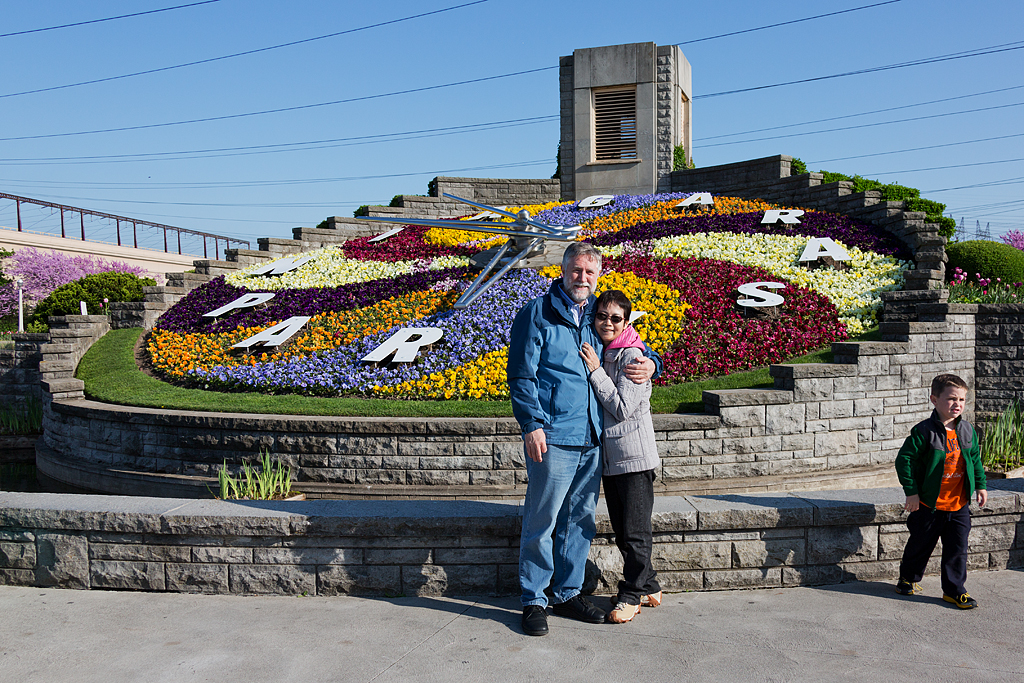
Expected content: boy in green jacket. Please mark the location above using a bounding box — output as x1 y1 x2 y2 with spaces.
894 374 987 609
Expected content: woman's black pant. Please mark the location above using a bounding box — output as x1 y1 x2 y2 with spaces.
603 469 661 604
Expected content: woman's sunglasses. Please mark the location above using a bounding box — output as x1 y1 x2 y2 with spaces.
595 312 624 323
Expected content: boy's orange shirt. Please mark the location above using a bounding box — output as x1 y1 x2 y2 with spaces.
926 428 968 511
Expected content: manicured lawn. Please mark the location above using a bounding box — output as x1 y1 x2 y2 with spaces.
78 327 878 417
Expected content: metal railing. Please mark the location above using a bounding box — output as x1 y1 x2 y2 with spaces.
0 192 249 259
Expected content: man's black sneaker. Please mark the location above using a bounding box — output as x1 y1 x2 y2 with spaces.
551 595 606 624
895 577 921 595
521 605 549 636
943 592 978 609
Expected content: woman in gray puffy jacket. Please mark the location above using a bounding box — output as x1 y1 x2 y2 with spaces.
580 289 662 624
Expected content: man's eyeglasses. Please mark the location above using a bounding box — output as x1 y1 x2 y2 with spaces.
595 312 624 323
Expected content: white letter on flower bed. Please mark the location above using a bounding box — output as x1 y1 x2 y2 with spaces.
368 227 405 243
578 195 615 208
203 292 275 318
466 207 508 221
676 192 714 208
232 316 311 352
248 255 313 277
736 282 785 308
798 237 850 264
361 327 444 363
761 210 805 224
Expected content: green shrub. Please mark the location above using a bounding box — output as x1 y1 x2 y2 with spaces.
552 142 561 180
673 145 695 171
819 171 851 185
946 241 1024 284
315 219 330 230
30 271 155 324
389 195 404 207
789 157 807 175
353 205 370 217
427 178 438 197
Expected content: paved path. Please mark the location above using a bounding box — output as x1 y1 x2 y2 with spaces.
2 569 1022 683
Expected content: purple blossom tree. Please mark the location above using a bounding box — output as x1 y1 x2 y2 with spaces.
0 247 148 318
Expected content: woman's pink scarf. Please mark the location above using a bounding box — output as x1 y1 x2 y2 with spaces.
606 325 645 351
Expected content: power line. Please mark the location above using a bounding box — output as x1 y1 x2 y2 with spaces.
926 176 1024 193
0 159 553 194
0 0 492 100
0 115 559 165
808 132 1024 165
0 0 224 39
863 158 1024 176
697 84 1024 141
0 66 556 142
677 1 902 46
697 101 1024 148
695 40 1024 99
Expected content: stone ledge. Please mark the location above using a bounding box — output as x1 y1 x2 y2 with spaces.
703 389 793 407
769 363 858 380
3 481 1020 595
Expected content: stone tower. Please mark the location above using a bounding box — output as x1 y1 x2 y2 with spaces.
558 42 692 199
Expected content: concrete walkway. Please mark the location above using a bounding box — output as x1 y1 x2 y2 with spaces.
2 569 1022 683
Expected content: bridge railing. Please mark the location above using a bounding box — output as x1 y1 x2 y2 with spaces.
0 192 249 260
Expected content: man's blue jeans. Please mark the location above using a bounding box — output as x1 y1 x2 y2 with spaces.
519 443 601 607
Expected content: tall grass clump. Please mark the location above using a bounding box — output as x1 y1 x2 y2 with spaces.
981 400 1024 472
0 396 43 435
215 449 295 500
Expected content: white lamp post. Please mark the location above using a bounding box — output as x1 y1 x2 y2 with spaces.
15 277 24 333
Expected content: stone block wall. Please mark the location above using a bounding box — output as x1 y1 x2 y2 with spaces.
0 334 47 409
34 304 978 499
971 303 1024 421
2 483 1021 596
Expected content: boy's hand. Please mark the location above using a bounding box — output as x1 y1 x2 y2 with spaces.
904 494 920 512
977 489 988 507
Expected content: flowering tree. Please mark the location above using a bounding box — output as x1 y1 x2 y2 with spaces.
0 247 147 318
1002 230 1024 252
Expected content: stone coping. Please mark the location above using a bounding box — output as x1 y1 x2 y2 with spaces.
4 480 1022 536
49 398 716 434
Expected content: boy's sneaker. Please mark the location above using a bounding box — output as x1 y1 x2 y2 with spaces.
942 592 978 609
895 578 921 595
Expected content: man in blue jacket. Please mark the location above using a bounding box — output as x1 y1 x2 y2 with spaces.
508 241 659 636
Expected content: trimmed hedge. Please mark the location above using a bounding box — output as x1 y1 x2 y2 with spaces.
945 241 1024 284
31 271 156 327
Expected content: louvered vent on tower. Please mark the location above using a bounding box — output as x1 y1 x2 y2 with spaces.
594 87 637 160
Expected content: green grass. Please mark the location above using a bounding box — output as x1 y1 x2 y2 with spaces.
79 327 878 417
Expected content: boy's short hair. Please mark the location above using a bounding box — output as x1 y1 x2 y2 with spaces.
595 289 633 321
931 373 969 396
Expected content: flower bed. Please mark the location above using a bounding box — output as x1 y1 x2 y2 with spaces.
149 193 909 400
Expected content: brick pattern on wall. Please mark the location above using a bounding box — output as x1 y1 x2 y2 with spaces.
35 305 978 498
2 484 1021 596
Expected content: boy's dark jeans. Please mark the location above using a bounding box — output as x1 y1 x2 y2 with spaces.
602 469 661 605
899 504 971 597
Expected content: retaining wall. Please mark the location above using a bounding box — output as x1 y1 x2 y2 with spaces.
36 304 977 498
1 483 1021 596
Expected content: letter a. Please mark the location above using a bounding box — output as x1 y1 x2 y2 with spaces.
232 316 311 352
799 237 850 264
676 193 714 208
361 327 444 363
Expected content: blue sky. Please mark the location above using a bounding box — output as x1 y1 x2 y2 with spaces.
1 0 1021 254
